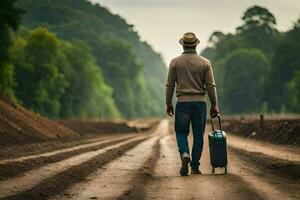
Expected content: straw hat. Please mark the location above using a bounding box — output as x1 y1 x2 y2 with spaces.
179 32 200 47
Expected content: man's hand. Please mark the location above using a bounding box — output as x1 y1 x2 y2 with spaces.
166 103 174 117
210 105 219 118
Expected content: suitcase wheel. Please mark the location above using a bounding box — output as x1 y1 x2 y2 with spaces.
212 168 215 173
224 167 227 174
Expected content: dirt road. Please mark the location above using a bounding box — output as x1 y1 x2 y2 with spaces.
0 119 299 200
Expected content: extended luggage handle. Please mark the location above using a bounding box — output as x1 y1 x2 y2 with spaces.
211 114 222 132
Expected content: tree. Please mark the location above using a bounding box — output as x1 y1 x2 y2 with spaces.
201 31 226 60
13 28 68 117
95 38 146 118
58 41 120 119
295 17 300 28
200 5 291 114
11 27 120 119
0 0 23 99
222 49 269 113
267 17 300 112
287 70 300 112
240 6 276 28
236 5 279 60
201 33 252 111
208 31 226 47
17 0 167 118
214 34 250 61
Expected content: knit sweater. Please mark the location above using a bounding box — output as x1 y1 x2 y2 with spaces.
166 50 218 106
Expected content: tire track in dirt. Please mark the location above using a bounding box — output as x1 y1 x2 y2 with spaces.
117 140 160 200
53 136 161 200
50 119 168 200
0 136 134 180
227 134 300 162
229 146 300 179
0 135 134 165
142 131 266 200
229 147 300 200
0 135 149 199
0 135 114 160
227 133 300 183
2 119 298 200
116 137 163 200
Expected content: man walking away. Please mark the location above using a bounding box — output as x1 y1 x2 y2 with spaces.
166 32 219 176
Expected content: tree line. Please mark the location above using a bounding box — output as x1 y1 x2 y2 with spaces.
0 0 167 119
202 5 300 114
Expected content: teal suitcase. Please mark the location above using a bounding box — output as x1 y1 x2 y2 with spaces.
208 115 228 174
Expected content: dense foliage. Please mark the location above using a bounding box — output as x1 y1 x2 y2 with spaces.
267 18 300 112
0 0 23 100
202 5 300 114
0 0 167 119
10 28 120 118
17 0 167 118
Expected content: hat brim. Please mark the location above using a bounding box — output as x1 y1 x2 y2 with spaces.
179 38 200 46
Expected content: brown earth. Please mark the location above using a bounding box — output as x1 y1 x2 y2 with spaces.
59 120 135 136
222 116 300 146
0 96 158 160
0 97 78 147
0 120 299 200
59 118 160 136
0 95 299 199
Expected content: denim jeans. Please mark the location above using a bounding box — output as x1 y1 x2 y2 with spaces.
175 101 207 169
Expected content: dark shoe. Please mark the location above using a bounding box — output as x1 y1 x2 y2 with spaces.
180 155 190 176
191 168 201 174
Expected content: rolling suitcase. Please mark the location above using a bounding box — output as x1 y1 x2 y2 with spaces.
208 114 228 174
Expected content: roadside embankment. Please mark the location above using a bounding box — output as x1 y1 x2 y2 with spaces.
0 97 78 147
221 115 300 146
0 95 160 159
60 118 160 136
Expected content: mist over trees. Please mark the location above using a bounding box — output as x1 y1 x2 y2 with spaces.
0 0 167 119
202 5 300 114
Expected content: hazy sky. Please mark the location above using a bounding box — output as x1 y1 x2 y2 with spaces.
90 0 300 65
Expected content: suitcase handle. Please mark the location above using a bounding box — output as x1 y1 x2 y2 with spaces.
211 114 222 132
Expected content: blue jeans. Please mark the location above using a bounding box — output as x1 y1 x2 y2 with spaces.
175 101 207 169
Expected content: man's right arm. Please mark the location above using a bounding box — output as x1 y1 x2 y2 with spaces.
166 59 176 116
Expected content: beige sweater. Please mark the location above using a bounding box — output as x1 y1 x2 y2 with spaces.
166 50 218 106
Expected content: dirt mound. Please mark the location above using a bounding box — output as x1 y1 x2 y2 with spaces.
60 120 136 136
0 98 78 147
223 117 300 146
60 118 161 136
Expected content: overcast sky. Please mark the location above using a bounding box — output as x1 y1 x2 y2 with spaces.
90 0 300 65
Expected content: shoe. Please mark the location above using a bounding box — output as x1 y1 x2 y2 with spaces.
180 154 190 176
191 168 201 174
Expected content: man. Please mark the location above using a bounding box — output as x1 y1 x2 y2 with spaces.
166 32 219 176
